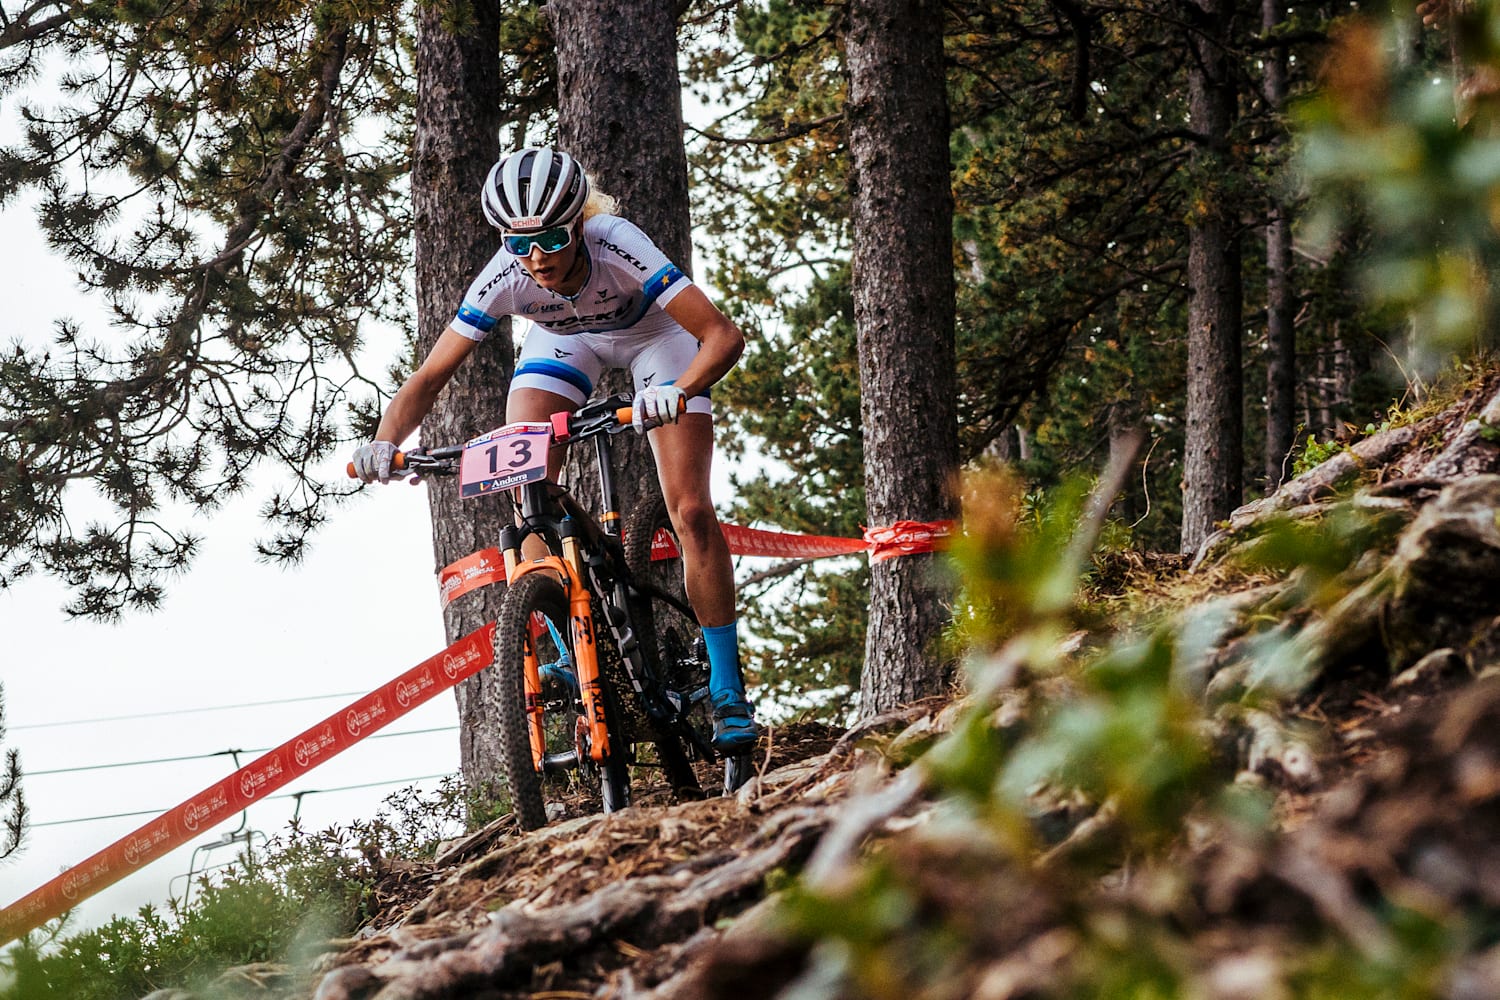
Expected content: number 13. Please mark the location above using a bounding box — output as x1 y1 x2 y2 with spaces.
488 438 534 474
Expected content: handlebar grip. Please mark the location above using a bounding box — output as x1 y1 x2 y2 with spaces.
346 452 408 479
616 405 635 427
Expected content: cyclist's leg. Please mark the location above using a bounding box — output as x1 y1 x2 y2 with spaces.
645 422 755 760
625 329 729 617
630 327 758 754
647 414 733 626
648 417 756 753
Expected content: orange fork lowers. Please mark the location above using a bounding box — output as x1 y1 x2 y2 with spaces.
508 555 613 766
521 613 548 769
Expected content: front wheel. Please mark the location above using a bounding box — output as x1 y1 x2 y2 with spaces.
493 571 631 830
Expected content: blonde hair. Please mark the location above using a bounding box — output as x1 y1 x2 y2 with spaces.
581 182 618 222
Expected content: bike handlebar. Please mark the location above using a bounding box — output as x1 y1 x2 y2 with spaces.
345 452 405 480
344 446 460 480
346 395 637 480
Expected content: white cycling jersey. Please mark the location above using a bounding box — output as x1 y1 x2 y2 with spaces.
450 214 707 410
452 214 692 342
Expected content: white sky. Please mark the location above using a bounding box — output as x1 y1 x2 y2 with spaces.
0 177 466 935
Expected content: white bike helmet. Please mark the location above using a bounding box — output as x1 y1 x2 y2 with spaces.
481 147 590 232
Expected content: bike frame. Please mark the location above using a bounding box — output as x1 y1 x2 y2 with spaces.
499 400 639 772
386 395 710 784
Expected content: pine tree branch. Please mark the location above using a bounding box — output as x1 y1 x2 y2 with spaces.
741 557 823 589
0 1 70 51
204 27 351 273
687 113 844 146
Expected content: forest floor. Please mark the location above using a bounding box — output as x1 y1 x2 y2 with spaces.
206 368 1500 1000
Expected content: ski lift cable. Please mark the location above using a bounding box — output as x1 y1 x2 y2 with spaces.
13 691 372 730
28 772 458 828
27 726 460 776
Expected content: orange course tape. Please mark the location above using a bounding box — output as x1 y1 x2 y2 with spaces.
864 520 957 563
438 520 953 607
0 624 497 946
720 523 870 560
439 548 508 607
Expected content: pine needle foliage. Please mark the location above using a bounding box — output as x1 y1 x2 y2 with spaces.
0 685 24 865
1297 2 1500 361
0 1 422 617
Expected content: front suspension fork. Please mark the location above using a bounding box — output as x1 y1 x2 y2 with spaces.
505 533 613 768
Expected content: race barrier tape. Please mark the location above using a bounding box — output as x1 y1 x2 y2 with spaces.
864 520 957 563
721 523 871 561
0 624 497 946
438 548 508 608
439 520 954 606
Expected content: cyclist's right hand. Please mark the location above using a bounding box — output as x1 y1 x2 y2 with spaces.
351 441 397 483
632 385 686 433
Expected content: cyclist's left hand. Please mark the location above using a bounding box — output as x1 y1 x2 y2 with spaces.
632 385 687 433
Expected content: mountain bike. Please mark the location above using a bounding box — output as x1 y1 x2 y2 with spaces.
363 394 754 829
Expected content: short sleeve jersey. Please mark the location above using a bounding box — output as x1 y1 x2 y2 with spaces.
451 215 693 342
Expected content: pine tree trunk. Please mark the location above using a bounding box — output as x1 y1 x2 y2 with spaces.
847 0 959 716
1337 322 1375 423
413 1 512 798
1263 0 1295 490
1315 340 1334 435
548 0 692 523
1180 0 1244 556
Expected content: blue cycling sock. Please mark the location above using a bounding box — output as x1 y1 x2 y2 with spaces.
702 621 744 698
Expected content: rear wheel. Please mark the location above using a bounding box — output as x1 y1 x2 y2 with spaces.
493 571 630 830
623 498 749 795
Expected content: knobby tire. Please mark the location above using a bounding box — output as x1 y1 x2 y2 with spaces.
493 572 630 830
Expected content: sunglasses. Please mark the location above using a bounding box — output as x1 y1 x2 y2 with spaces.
503 225 574 256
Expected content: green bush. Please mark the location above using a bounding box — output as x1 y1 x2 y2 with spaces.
0 777 481 999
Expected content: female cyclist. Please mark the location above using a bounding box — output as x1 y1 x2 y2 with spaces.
352 146 757 755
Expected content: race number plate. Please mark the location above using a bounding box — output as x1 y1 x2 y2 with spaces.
459 422 552 499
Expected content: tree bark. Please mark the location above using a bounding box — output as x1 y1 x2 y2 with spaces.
413 1 513 797
847 0 959 715
1179 0 1244 555
1263 0 1295 490
1265 206 1294 488
548 0 693 522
